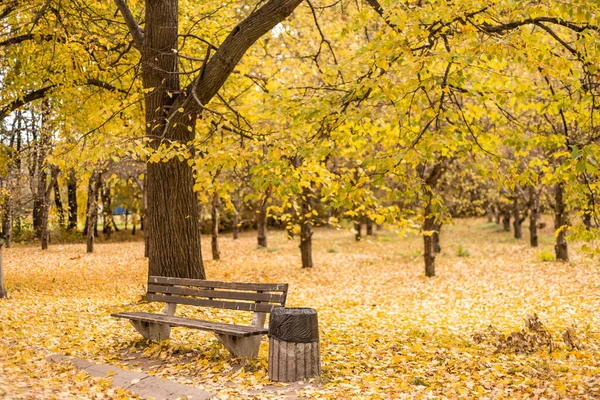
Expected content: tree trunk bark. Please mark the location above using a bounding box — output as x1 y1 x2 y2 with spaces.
0 242 6 298
211 193 220 261
86 172 100 253
433 223 442 253
512 197 522 239
423 203 436 278
300 192 313 269
554 183 569 261
67 170 78 231
529 186 538 247
142 0 204 278
502 209 511 232
257 192 269 248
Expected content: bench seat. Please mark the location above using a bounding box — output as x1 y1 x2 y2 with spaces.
112 311 267 337
112 277 289 358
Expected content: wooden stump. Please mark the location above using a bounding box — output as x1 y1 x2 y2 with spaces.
268 337 320 382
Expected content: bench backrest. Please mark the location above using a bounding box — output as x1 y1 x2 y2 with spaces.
147 276 288 313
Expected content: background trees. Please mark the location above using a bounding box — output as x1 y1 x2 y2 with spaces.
1 0 599 276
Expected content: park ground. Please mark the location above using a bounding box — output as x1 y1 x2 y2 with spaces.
0 218 599 399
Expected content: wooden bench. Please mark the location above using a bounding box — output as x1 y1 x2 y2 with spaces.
112 276 288 358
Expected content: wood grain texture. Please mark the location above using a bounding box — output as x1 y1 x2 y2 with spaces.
268 338 321 382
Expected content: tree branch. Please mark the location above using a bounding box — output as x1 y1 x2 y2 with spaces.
114 0 144 50
0 86 56 122
166 0 303 123
0 33 57 47
86 79 128 94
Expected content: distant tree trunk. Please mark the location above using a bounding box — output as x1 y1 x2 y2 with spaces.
502 209 511 232
86 172 100 253
495 203 501 225
211 193 220 261
554 183 569 261
1 204 11 248
583 193 594 229
354 220 361 241
366 217 373 236
326 208 333 228
299 190 313 268
67 170 78 231
257 190 270 248
433 223 442 253
423 202 436 277
40 183 51 250
512 197 522 239
487 205 494 223
101 183 113 239
529 186 538 247
0 242 6 298
53 178 65 228
232 193 240 240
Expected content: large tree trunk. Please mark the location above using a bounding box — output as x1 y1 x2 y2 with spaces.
86 172 100 253
529 186 538 247
143 0 204 279
119 0 302 278
423 203 436 278
67 170 78 231
554 183 569 261
211 193 220 261
257 192 269 248
512 197 522 239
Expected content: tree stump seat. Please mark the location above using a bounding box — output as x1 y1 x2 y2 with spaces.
112 276 288 359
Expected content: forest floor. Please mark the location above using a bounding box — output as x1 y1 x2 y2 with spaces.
0 217 599 399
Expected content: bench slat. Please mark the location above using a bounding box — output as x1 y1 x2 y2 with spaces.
147 284 286 304
111 312 267 337
146 293 279 313
149 276 288 293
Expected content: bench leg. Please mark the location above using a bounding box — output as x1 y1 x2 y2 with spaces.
129 320 171 341
215 334 262 358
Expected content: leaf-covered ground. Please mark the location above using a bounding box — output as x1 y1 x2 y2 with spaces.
1 218 599 399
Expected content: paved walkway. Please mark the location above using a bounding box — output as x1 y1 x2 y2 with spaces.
47 354 214 400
